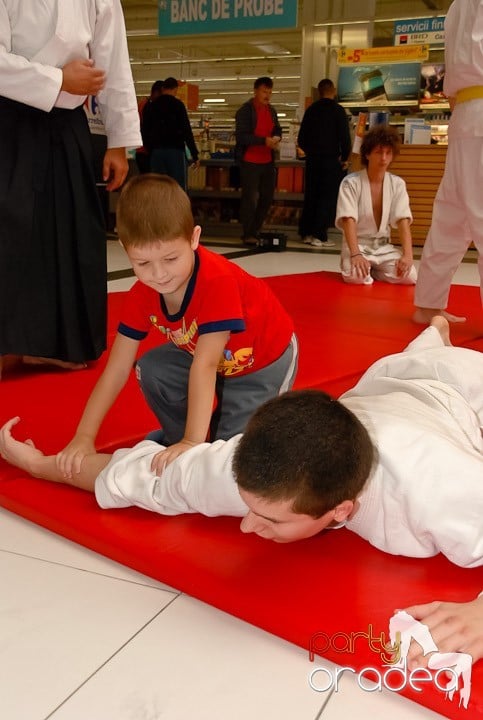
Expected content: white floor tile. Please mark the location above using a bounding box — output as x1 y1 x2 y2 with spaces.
0 552 175 720
0 508 177 592
106 239 130 272
48 594 327 720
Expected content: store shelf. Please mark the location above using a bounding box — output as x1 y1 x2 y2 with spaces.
188 158 305 238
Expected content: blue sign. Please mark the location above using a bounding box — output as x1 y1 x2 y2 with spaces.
394 16 445 46
337 63 421 108
158 0 298 36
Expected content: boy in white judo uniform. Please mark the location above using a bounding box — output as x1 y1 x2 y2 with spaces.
414 0 483 325
1 318 482 671
337 125 417 285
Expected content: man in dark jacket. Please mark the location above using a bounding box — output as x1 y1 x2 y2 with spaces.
298 78 351 248
142 77 199 191
235 77 282 245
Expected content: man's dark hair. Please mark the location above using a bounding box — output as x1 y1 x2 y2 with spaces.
254 76 273 89
360 124 401 167
150 80 164 95
163 76 179 90
233 390 374 518
317 78 335 96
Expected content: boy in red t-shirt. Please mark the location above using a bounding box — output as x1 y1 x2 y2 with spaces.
57 174 297 477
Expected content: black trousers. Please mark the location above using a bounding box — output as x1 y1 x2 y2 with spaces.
239 161 276 238
0 96 107 362
299 155 345 241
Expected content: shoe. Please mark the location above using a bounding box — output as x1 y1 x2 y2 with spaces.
306 238 336 248
302 236 314 244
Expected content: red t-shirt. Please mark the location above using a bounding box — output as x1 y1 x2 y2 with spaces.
243 102 274 164
119 245 294 377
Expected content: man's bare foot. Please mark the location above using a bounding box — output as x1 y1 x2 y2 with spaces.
413 307 466 325
0 355 23 379
0 417 45 475
22 356 87 371
430 315 452 346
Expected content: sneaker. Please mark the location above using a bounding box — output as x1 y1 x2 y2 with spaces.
308 238 336 248
302 236 314 244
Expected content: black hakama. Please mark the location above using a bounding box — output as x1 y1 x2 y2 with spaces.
0 96 107 363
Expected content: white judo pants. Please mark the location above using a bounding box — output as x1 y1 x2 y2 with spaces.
340 240 417 285
414 135 483 310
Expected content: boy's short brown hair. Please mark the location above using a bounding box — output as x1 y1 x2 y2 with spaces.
233 390 375 518
116 174 194 248
360 124 401 167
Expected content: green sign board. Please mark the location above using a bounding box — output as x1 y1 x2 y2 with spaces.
158 0 298 36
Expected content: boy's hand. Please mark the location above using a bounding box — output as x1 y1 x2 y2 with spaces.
56 435 96 478
351 253 371 279
150 439 199 475
396 254 413 277
403 595 483 669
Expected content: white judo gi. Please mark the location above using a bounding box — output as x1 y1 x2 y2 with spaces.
95 327 483 568
414 0 483 310
336 170 417 285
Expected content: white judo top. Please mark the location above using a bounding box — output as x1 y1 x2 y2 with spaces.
95 329 483 568
0 0 141 149
336 169 412 249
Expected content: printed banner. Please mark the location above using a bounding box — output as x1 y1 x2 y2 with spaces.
337 45 428 65
158 0 298 36
337 63 421 108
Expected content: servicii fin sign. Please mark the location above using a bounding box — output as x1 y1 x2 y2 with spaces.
394 16 445 46
158 0 298 35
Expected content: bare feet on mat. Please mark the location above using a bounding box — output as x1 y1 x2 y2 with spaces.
413 307 466 325
0 417 43 475
430 315 452 346
22 356 88 370
0 355 87 379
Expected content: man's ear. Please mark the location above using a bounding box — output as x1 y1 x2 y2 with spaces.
332 500 354 522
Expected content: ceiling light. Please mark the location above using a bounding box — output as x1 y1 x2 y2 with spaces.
250 42 291 55
203 98 226 103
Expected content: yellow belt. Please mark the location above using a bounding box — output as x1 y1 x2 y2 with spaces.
455 86 483 104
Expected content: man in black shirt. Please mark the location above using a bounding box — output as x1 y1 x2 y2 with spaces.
142 77 199 191
298 79 351 248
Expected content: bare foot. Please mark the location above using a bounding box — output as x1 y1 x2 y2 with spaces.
22 356 87 371
0 417 44 475
0 355 23 379
413 308 466 325
430 315 452 346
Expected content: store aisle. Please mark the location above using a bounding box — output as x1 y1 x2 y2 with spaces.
1 238 478 720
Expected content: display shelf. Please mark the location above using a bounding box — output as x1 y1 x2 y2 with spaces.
188 158 306 238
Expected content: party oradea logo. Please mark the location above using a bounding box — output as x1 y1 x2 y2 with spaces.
308 610 472 709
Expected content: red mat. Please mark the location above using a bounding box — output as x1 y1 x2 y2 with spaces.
1 270 482 718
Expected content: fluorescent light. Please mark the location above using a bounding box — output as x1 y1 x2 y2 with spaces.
203 98 226 103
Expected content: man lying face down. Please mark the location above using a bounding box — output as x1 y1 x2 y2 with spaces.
1 317 483 668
